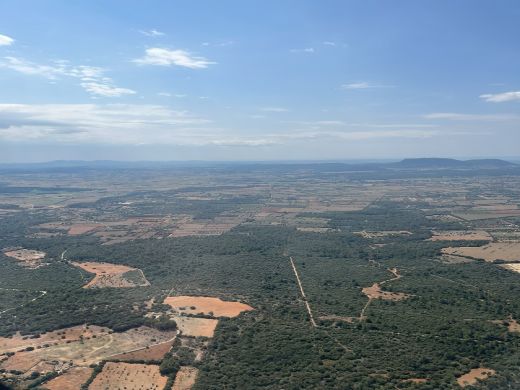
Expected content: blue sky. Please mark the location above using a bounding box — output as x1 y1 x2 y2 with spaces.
0 0 519 162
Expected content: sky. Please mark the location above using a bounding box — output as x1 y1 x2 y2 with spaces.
0 0 519 162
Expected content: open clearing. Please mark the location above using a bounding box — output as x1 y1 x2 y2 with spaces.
43 367 92 390
89 362 167 390
442 243 520 262
68 223 102 235
110 339 175 361
173 366 199 390
172 316 219 337
456 367 495 387
362 268 409 301
0 326 176 372
164 296 253 318
3 248 47 268
500 263 520 274
72 262 150 288
362 283 409 301
429 230 492 241
0 325 107 354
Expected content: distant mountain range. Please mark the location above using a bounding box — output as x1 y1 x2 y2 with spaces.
0 158 517 172
392 158 518 169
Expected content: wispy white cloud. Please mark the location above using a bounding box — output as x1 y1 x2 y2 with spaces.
259 107 289 112
0 34 14 46
322 41 336 46
1 57 69 79
157 92 171 97
209 138 277 146
0 104 461 147
424 112 518 121
0 57 134 97
202 40 234 47
341 82 392 90
139 29 165 37
283 129 438 140
133 48 215 69
290 48 315 53
0 104 211 144
80 82 136 97
480 91 520 103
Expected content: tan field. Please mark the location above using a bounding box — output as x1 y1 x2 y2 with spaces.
3 249 47 268
0 325 107 354
43 367 92 390
89 362 167 390
164 296 253 318
453 209 520 221
457 368 495 387
72 262 150 288
442 243 520 262
172 316 219 337
362 283 409 301
110 339 175 361
429 230 492 241
68 223 102 235
0 326 176 372
173 366 199 390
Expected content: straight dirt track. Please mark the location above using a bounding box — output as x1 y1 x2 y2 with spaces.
289 256 317 327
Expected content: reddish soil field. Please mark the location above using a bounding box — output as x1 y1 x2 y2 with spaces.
68 224 102 235
43 367 92 390
89 362 167 390
110 339 174 361
164 296 253 318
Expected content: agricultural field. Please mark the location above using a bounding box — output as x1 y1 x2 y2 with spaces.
1 160 520 388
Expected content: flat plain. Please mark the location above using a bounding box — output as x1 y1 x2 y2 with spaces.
1 159 520 389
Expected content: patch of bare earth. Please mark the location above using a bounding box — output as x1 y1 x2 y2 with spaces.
89 362 167 390
68 223 102 235
362 283 409 301
491 317 520 333
500 263 520 274
109 339 174 361
42 367 92 390
429 230 492 241
456 368 495 387
173 366 199 390
3 248 46 268
442 242 520 262
164 296 253 318
72 262 150 288
172 316 219 337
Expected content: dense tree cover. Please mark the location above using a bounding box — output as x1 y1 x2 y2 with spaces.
2 195 520 388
